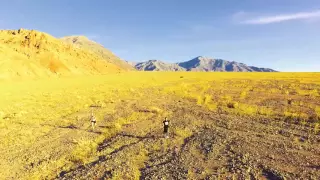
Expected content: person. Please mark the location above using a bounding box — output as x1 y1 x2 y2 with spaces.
90 112 97 131
163 117 169 138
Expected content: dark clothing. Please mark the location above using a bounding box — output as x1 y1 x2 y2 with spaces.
91 116 96 123
164 126 169 133
163 120 169 133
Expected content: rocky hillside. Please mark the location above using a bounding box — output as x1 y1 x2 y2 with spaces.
134 56 276 72
135 60 184 71
178 56 276 72
61 36 133 70
0 29 125 79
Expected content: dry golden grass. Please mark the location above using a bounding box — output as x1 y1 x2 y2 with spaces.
0 29 125 80
0 72 319 179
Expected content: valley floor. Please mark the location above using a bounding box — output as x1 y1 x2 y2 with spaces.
0 72 319 179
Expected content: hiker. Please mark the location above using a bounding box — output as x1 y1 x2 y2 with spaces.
90 112 97 131
163 117 169 138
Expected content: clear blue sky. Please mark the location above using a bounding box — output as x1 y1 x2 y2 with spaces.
1 0 320 71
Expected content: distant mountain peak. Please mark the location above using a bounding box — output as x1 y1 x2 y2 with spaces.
194 56 209 60
195 55 204 59
135 60 185 71
133 56 277 72
148 59 161 62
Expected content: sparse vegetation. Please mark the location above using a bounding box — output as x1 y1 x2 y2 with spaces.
174 127 193 138
0 72 320 179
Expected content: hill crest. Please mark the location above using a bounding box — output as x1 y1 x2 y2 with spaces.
0 29 127 79
61 36 133 70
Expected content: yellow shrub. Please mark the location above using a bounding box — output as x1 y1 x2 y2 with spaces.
197 96 203 106
240 91 247 99
196 94 217 111
284 111 293 117
111 122 122 131
310 89 318 97
299 113 309 121
70 139 98 164
150 141 162 151
115 112 143 126
221 95 233 103
284 111 300 120
284 90 290 95
203 94 212 105
174 127 193 138
238 104 257 115
269 88 279 93
298 113 309 126
258 107 274 116
207 102 218 111
279 84 284 90
292 100 304 106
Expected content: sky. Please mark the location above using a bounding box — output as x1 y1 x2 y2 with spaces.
1 0 320 72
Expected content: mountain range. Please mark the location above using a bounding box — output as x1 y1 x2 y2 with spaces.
133 56 276 72
0 28 277 80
